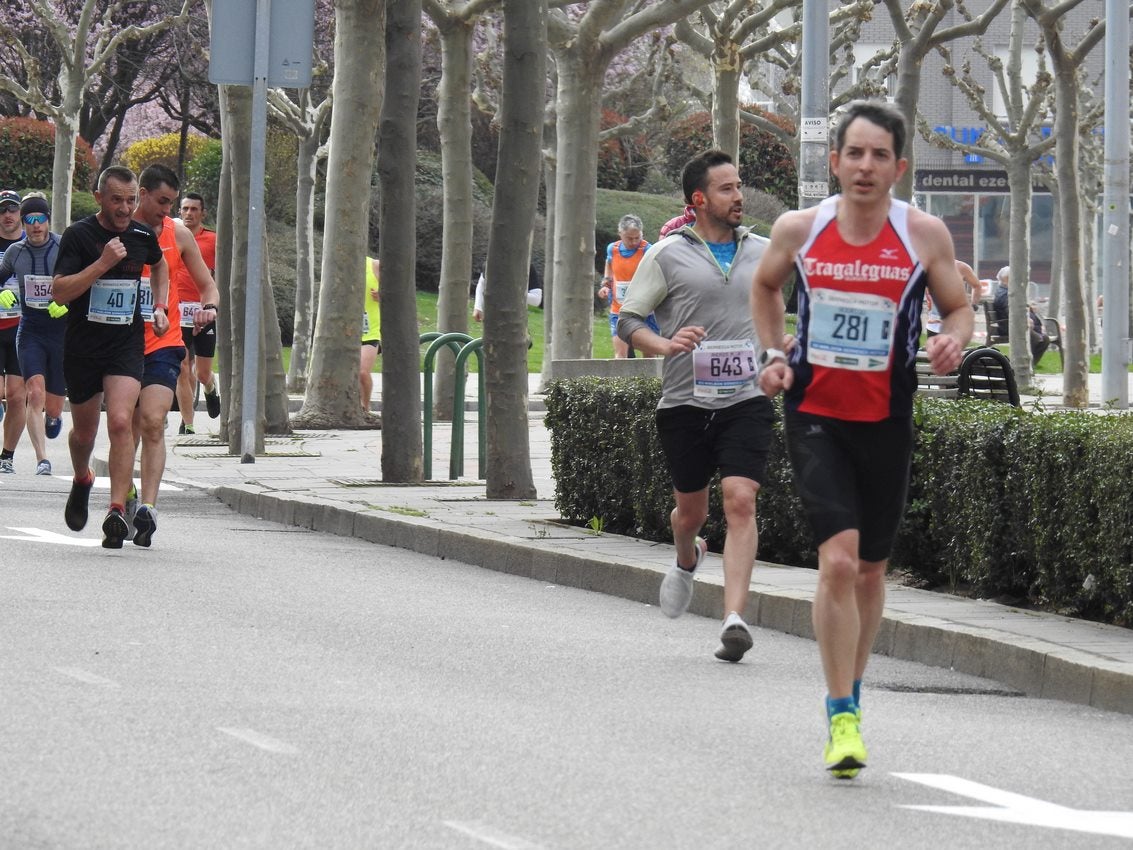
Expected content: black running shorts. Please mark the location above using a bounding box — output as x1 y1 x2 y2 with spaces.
0 325 18 378
783 409 913 562
181 320 218 359
656 396 775 494
64 337 144 405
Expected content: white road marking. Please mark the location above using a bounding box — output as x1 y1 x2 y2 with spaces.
1 527 101 546
54 667 120 688
443 820 546 849
216 727 299 755
895 773 1133 839
52 475 181 492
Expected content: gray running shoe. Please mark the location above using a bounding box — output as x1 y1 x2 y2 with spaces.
0 457 13 473
132 504 157 548
124 484 139 540
102 508 128 549
659 536 706 618
35 459 51 476
715 612 754 662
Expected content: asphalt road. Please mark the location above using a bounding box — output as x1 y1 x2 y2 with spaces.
1 475 1131 849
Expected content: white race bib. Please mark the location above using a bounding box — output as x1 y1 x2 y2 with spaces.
181 300 201 327
87 279 137 325
24 275 53 310
615 281 630 303
138 277 155 323
807 288 896 371
692 339 757 398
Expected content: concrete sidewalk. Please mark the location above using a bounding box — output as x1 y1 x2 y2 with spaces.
87 370 1133 717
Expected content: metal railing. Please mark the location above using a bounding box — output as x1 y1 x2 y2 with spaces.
420 332 485 481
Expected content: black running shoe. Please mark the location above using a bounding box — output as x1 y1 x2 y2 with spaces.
102 508 128 549
132 504 157 548
205 384 221 419
65 476 94 531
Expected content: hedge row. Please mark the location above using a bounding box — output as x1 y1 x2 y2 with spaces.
544 378 1133 627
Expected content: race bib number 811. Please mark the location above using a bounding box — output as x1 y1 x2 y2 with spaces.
807 288 896 371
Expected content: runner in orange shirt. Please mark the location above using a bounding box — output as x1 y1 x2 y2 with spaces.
174 192 220 432
128 165 218 547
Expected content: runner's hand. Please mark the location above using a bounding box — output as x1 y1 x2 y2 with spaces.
758 361 793 396
0 290 15 309
925 332 964 376
667 325 706 355
47 301 68 319
152 306 170 337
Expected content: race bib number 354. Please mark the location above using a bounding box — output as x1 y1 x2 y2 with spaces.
807 288 896 371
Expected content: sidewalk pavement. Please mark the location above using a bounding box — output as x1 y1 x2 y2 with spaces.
90 371 1133 717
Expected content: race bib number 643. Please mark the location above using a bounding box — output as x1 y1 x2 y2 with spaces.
692 339 757 398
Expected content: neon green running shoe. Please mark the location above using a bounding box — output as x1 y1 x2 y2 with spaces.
824 711 867 779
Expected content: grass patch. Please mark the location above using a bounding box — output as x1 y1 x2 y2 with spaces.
283 290 616 375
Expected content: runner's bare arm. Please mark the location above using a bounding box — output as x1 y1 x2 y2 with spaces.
913 212 973 375
52 238 126 303
753 210 811 394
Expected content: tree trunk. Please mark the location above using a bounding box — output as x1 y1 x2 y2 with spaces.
1048 50 1088 407
259 222 292 435
52 78 81 227
549 57 603 362
712 58 741 163
1048 183 1063 318
537 141 556 390
891 42 924 202
220 84 266 455
1006 158 1034 387
379 0 424 480
483 0 546 499
214 85 234 442
431 12 477 421
287 127 322 393
295 0 384 429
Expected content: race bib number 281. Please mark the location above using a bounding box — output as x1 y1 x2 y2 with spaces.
807 288 897 371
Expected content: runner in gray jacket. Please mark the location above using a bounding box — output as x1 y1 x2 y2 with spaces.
616 149 775 663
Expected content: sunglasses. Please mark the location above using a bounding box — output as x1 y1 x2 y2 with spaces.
22 214 48 225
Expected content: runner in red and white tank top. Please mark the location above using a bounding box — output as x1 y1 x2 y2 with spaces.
788 195 927 422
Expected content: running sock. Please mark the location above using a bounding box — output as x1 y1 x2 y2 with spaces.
826 695 856 721
853 679 862 710
109 502 125 514
75 470 94 486
0 449 12 461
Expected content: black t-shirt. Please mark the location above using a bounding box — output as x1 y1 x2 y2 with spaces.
55 215 162 353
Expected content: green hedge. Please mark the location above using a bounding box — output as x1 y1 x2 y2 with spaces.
545 379 1133 626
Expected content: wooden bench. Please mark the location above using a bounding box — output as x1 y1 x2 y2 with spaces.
915 349 959 399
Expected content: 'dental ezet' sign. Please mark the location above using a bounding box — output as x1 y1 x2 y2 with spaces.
915 169 1052 194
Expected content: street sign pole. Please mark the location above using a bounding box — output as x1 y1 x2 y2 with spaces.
239 0 272 463
1101 0 1130 408
798 0 830 210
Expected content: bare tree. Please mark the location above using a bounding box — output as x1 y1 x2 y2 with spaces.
919 0 1055 387
293 0 385 429
379 0 425 480
272 84 333 393
546 0 715 366
1021 0 1107 407
0 0 190 223
423 0 500 420
481 0 547 498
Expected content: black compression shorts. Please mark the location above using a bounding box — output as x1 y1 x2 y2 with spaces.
656 396 774 493
783 409 913 562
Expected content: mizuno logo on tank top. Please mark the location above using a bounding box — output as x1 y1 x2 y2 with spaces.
788 195 927 422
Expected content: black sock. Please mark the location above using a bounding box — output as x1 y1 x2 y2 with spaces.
0 449 13 461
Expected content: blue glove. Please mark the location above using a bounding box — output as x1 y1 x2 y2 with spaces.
47 301 68 319
0 289 15 309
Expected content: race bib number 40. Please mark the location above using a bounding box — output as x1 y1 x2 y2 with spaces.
87 279 137 325
692 339 757 398
807 288 896 371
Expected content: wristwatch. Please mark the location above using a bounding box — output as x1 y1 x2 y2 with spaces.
759 347 787 367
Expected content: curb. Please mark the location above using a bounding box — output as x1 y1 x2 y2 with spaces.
213 483 1133 717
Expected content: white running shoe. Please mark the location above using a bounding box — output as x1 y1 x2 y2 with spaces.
660 536 706 618
715 611 754 662
35 459 51 475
